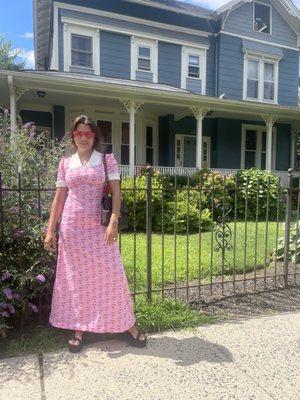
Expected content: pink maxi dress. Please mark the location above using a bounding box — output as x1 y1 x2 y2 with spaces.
49 149 136 333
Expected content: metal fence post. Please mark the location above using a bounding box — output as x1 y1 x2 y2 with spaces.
146 167 152 302
283 169 293 287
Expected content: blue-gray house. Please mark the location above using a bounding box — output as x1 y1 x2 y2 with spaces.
0 0 299 178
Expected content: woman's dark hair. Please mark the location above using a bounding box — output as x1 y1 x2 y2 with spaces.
69 115 105 152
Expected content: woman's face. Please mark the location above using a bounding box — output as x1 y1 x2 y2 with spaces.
73 123 95 152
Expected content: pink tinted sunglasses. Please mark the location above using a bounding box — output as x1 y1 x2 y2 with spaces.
73 130 95 139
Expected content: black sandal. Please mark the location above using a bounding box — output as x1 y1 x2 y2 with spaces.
68 336 83 353
121 331 147 348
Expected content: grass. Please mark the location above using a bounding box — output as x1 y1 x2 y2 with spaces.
0 294 223 359
120 221 283 291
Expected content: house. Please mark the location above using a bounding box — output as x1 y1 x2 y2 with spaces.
0 0 300 179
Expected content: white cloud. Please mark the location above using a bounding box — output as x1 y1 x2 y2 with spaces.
18 49 35 69
17 32 34 39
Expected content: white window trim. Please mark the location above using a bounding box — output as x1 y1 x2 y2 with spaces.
181 46 207 95
243 52 279 104
241 124 277 170
63 23 100 74
131 36 158 83
253 1 272 36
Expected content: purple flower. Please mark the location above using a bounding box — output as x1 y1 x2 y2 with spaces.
14 229 24 238
0 311 10 318
1 186 10 198
36 274 46 283
3 288 13 300
0 302 8 309
28 302 38 313
29 130 36 140
6 304 15 314
12 292 21 301
1 271 13 281
11 206 20 214
23 122 35 130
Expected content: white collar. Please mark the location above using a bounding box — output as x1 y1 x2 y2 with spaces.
69 149 103 169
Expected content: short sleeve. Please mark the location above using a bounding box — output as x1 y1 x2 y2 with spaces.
55 157 68 187
106 152 120 180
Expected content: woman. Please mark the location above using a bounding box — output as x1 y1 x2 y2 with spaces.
44 115 147 353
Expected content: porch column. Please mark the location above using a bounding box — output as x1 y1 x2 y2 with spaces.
290 129 298 170
262 115 278 171
7 75 28 139
120 99 143 177
190 107 209 169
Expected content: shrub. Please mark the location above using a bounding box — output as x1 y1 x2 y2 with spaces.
0 115 66 337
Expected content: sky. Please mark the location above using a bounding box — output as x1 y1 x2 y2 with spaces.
1 0 300 69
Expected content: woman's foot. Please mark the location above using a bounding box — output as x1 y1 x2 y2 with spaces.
69 330 83 347
127 325 146 342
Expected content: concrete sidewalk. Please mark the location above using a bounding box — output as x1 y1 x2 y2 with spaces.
1 311 299 400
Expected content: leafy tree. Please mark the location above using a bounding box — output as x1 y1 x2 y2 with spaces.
0 34 25 71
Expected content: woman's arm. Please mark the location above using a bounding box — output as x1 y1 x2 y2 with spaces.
44 187 68 251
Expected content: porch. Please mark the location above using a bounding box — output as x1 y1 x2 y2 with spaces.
0 70 300 180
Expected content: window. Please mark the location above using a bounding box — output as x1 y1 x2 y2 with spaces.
244 55 278 103
188 55 200 79
247 60 259 99
121 122 129 165
97 120 112 153
131 37 158 82
71 34 92 68
146 125 153 164
62 23 100 74
254 2 271 34
264 63 275 101
138 46 151 71
181 46 206 95
120 122 137 164
241 125 276 169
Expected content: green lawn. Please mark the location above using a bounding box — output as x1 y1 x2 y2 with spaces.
119 222 283 292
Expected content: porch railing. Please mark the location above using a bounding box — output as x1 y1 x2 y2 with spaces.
120 164 300 183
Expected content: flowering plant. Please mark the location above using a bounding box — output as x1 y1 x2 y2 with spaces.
0 114 68 337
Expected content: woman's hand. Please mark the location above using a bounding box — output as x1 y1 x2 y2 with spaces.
104 221 119 245
44 230 57 252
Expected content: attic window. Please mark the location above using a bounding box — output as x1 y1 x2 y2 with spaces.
253 2 271 34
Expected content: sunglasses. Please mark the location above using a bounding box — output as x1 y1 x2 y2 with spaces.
73 130 95 139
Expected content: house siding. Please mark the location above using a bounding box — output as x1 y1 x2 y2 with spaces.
223 0 298 48
217 34 244 100
278 48 299 106
158 42 181 88
100 31 131 79
206 36 216 97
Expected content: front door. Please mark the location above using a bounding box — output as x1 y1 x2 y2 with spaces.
175 135 210 168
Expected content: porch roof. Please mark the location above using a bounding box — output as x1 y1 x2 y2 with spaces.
0 69 300 122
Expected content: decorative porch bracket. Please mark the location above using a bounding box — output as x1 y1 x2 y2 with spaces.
120 99 144 177
261 114 278 171
190 107 210 169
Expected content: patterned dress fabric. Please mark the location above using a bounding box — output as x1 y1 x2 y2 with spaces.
49 149 136 333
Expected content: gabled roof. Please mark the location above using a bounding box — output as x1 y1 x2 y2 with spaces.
124 0 213 17
213 0 300 32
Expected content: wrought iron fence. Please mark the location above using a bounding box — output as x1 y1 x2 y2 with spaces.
0 168 299 327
